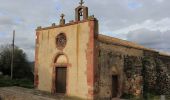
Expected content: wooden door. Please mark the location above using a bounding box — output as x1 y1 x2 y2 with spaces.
112 75 118 97
55 67 67 93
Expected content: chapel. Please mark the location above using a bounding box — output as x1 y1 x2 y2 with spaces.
34 0 170 99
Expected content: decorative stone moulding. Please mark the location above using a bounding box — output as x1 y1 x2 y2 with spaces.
56 33 67 50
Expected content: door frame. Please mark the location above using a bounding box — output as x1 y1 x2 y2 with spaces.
55 66 67 94
112 75 119 98
52 64 68 94
51 53 70 94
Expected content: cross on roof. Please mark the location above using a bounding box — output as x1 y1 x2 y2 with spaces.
60 13 65 19
79 0 84 6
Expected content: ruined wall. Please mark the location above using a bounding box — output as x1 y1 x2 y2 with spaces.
35 19 98 99
96 42 144 99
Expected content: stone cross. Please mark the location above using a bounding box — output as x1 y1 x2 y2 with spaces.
60 13 65 19
79 0 84 6
60 13 65 25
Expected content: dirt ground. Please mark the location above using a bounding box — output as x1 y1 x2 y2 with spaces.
0 87 126 100
0 87 82 100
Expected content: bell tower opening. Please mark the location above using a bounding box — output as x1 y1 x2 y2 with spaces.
78 8 83 21
75 0 88 21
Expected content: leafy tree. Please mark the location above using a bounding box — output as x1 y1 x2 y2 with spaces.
0 44 33 80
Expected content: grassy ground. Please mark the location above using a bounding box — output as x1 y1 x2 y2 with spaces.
0 75 34 88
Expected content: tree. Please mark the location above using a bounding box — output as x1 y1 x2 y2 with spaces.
0 44 33 80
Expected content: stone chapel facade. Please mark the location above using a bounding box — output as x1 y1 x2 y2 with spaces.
34 1 170 100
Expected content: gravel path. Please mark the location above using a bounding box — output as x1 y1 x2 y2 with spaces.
0 87 81 100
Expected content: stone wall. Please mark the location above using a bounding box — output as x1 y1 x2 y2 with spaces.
124 56 143 96
142 55 157 94
96 42 170 99
96 42 144 99
96 48 124 99
157 55 170 95
143 51 170 96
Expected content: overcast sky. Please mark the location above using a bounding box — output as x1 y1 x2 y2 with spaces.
0 0 170 61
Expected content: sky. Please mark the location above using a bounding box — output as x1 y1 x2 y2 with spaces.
0 0 170 61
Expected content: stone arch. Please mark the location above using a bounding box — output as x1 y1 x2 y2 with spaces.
51 52 69 93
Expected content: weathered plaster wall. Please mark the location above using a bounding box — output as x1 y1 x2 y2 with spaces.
35 19 98 99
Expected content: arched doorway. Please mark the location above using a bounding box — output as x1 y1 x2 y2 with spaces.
52 54 68 94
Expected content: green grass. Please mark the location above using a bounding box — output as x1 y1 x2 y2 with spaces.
0 75 34 88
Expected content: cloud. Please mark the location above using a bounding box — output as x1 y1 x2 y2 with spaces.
127 29 170 53
0 0 170 61
156 0 164 3
0 0 59 61
112 18 170 35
